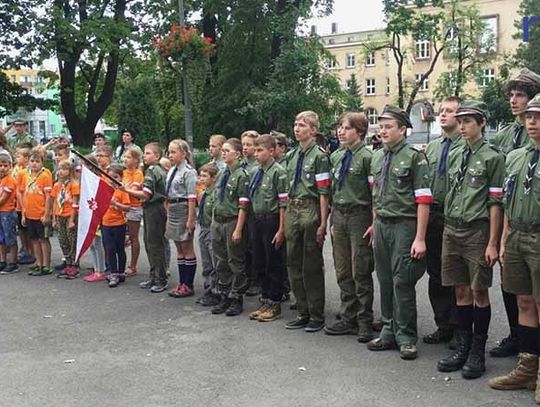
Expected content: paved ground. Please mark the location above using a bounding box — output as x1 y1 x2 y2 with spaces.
0 236 537 407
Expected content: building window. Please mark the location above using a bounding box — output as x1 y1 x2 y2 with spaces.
347 36 354 42
480 16 498 53
366 107 378 125
386 77 390 95
366 78 376 96
328 39 335 45
415 40 430 60
415 74 429 91
346 53 356 68
366 51 375 66
325 58 336 69
479 68 495 87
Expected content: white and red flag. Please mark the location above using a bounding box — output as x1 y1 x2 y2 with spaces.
75 165 114 263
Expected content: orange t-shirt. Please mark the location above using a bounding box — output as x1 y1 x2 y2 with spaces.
0 174 18 212
102 189 130 227
21 168 53 220
13 165 28 212
122 168 144 207
50 180 80 217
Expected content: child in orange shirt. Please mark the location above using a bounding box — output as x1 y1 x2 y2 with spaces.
102 165 131 287
50 160 80 279
0 151 19 274
21 147 53 276
122 147 144 276
13 143 34 265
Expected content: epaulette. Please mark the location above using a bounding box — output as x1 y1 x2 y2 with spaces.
318 146 327 154
487 143 502 153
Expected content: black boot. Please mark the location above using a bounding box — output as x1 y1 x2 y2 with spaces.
437 330 472 372
211 295 231 315
225 297 243 316
462 334 488 379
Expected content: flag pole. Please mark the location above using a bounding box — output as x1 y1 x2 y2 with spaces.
70 148 122 188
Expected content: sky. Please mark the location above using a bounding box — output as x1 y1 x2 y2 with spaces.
307 0 385 35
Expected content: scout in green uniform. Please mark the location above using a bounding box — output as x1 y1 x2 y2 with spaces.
209 134 227 172
247 135 288 322
124 142 168 292
423 96 463 345
211 138 250 317
323 112 374 342
284 111 330 333
271 131 289 167
7 117 37 152
489 68 540 358
437 101 504 379
367 106 431 360
489 95 540 403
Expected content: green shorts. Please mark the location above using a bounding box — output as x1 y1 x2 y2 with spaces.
503 228 540 301
441 222 492 290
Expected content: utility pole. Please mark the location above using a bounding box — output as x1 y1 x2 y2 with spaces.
178 0 194 149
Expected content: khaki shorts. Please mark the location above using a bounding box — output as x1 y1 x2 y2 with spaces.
127 206 143 222
503 228 540 301
441 222 492 290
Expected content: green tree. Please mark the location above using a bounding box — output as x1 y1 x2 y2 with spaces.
434 0 493 99
481 66 513 129
513 0 540 72
0 72 55 118
344 73 363 112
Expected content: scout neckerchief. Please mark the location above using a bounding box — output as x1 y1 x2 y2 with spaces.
218 168 231 202
27 168 45 192
249 167 264 198
512 125 524 150
524 148 540 195
337 148 352 190
437 138 451 176
457 147 472 186
379 149 393 199
57 180 70 213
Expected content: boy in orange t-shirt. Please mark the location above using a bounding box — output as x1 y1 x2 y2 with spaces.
0 151 19 274
13 143 34 265
50 159 80 279
102 165 131 287
21 147 53 276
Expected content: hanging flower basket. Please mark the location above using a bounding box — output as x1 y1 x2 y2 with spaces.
153 24 214 61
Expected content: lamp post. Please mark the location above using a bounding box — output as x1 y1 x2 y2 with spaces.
178 0 194 149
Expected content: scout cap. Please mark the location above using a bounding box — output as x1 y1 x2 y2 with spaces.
508 68 540 88
10 115 27 125
270 130 289 147
525 93 540 113
378 105 413 128
455 100 489 121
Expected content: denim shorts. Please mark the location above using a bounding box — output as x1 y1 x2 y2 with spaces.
0 211 18 246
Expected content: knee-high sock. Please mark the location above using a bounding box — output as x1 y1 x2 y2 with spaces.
456 304 474 332
184 257 197 288
501 287 519 337
473 305 491 336
177 258 185 284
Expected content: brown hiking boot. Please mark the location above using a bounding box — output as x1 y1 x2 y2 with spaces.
258 302 281 322
488 353 538 391
249 302 269 320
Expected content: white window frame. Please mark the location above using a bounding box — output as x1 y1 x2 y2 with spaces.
366 78 376 96
480 16 498 53
325 58 336 69
415 39 431 60
366 51 375 67
346 53 356 69
366 107 378 125
479 68 495 87
415 74 429 92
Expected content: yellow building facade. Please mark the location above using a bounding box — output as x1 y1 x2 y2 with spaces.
320 0 521 125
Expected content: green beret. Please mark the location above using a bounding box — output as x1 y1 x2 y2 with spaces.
455 100 489 121
378 105 413 128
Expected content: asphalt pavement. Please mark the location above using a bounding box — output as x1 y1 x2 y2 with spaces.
0 235 536 407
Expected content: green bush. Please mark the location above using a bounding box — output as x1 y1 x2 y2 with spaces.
194 151 210 169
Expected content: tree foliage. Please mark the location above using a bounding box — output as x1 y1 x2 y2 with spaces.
344 73 363 112
481 65 513 128
0 72 55 118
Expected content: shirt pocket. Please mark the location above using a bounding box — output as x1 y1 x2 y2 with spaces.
466 165 486 188
391 166 412 189
302 159 316 182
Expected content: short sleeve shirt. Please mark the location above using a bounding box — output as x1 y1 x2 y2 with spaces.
21 168 53 220
142 164 167 207
330 141 372 208
166 161 197 202
102 189 131 226
444 137 504 223
13 165 28 212
213 163 250 218
123 168 144 207
50 180 80 217
250 160 289 215
371 137 432 219
504 145 540 225
198 187 216 227
286 140 331 200
0 174 17 212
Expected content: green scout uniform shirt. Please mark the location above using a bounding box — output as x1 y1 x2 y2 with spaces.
277 156 287 168
251 160 288 215
371 137 432 219
490 120 532 155
213 162 250 219
142 164 167 206
425 133 463 208
444 137 504 223
199 187 216 227
286 140 331 199
330 141 372 208
8 133 36 151
504 144 540 225
241 157 258 176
